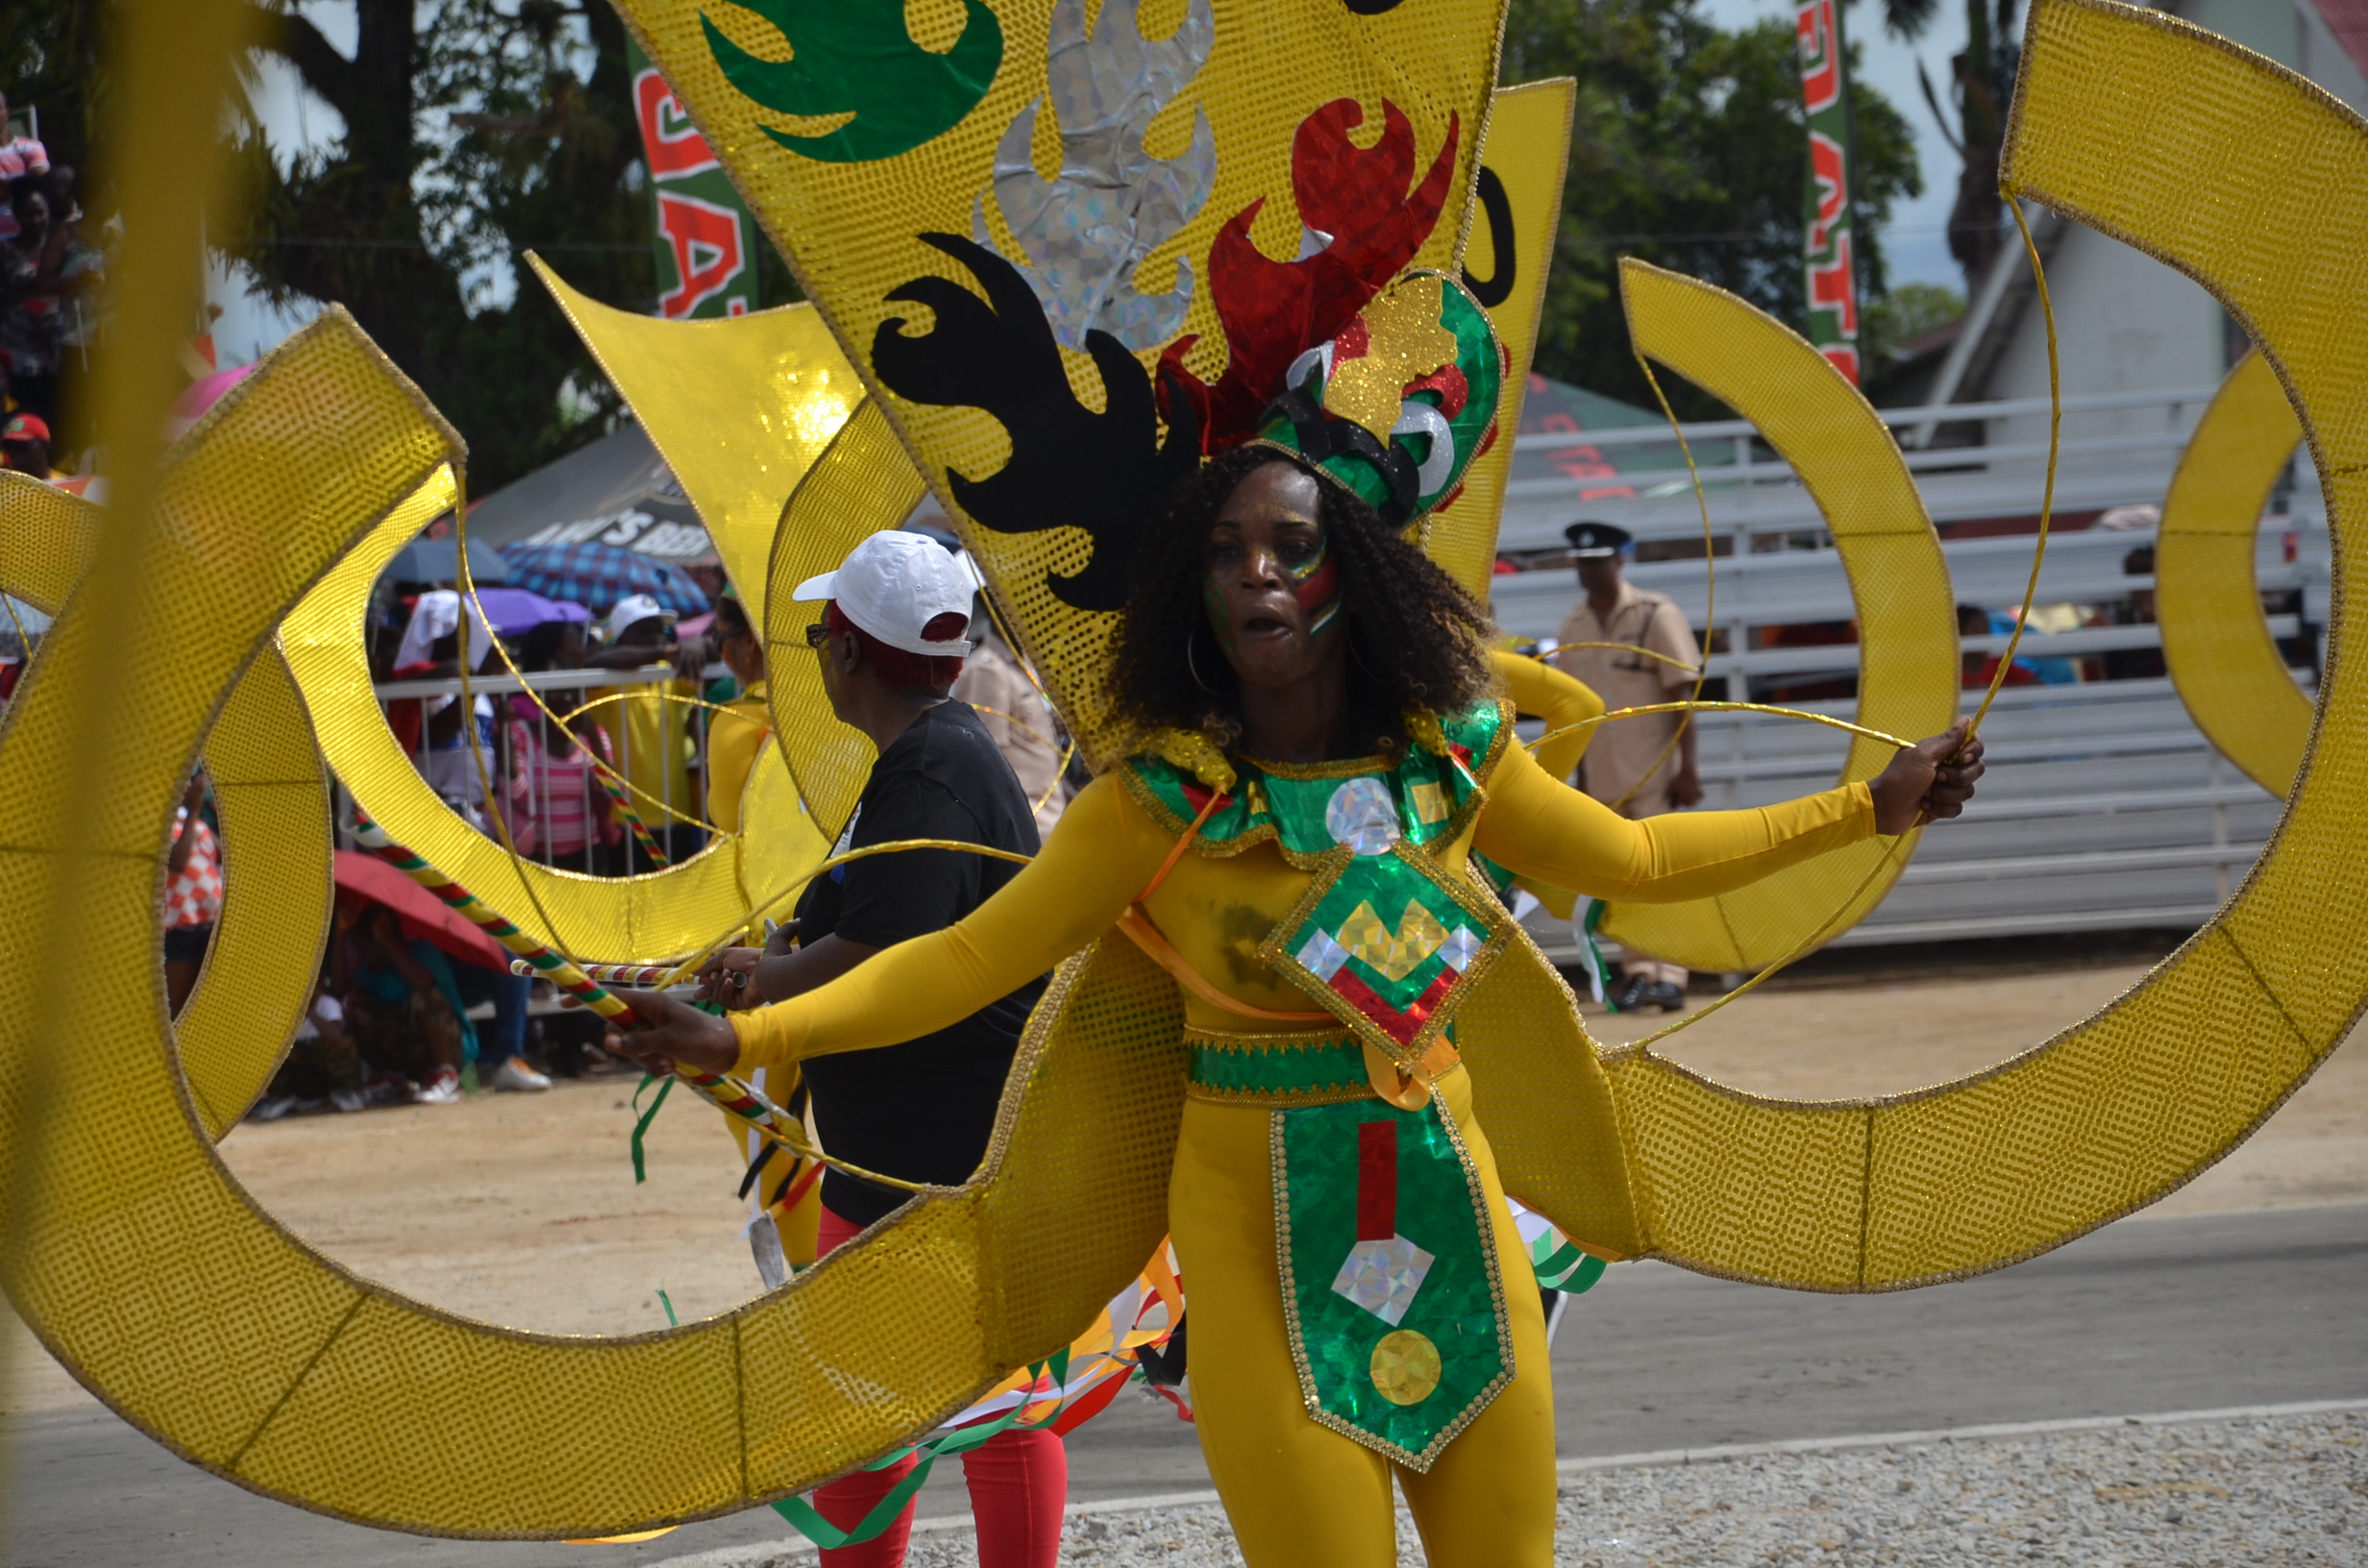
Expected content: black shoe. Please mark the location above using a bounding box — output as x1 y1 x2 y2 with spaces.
1646 980 1689 1012
1612 975 1653 1013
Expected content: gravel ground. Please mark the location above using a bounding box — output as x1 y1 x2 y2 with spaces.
690 1408 2368 1567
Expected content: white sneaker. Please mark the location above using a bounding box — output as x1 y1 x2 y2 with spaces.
329 1088 368 1115
249 1094 300 1122
492 1057 552 1093
413 1066 463 1105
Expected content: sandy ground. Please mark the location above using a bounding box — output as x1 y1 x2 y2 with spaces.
11 959 2366 1418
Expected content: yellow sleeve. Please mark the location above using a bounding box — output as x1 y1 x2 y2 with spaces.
703 703 768 837
728 772 1169 1069
1490 649 1603 787
1472 733 1877 903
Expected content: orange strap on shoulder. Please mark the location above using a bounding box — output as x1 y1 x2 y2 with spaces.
1139 783 1224 903
1114 906 1333 1023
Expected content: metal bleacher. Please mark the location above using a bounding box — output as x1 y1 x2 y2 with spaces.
1488 384 2328 955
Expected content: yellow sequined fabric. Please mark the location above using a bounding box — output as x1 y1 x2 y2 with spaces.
1594 0 2368 1290
611 0 1508 764
1595 259 1959 971
1424 78 1575 597
2156 348 2310 796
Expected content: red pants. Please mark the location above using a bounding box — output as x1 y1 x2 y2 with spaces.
811 1207 1069 1568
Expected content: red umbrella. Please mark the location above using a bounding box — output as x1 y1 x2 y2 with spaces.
333 850 510 971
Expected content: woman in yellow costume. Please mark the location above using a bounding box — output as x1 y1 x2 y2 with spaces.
615 272 1985 1567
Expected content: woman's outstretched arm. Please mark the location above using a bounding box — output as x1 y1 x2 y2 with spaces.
617 774 1170 1073
1473 720 1983 903
1491 650 1602 786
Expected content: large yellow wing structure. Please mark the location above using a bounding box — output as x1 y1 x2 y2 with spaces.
276 271 844 962
2156 349 2312 796
0 308 1185 1537
1594 260 1960 971
1602 0 2368 1290
612 0 1509 764
0 474 328 1138
1425 77 1574 598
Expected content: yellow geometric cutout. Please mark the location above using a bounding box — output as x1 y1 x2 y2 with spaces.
1370 1327 1443 1405
1323 273 1456 442
1336 897 1450 983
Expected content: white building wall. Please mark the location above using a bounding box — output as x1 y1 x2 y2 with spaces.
1980 0 2360 454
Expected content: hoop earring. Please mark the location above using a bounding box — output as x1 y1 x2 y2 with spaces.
1187 625 1217 694
1349 629 1381 681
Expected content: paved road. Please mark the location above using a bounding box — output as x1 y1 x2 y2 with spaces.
9 1202 2364 1566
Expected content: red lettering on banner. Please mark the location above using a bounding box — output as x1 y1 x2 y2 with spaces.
656 192 748 318
1808 132 1848 255
1820 344 1862 381
634 66 719 180
1797 0 1841 113
1809 230 1857 336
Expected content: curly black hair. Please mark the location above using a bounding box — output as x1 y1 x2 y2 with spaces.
1109 444 1495 758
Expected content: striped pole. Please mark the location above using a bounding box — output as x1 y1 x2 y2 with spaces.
596 772 671 867
511 959 682 990
348 812 798 1154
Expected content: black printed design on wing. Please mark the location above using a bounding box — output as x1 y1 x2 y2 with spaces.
1461 166 1516 309
873 232 1203 614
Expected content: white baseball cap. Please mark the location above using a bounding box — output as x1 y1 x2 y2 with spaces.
794 529 981 656
602 592 674 643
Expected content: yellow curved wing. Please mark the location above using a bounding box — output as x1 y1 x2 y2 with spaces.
2157 348 2311 796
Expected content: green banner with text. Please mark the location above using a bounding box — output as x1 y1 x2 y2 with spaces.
1796 0 1860 383
628 37 762 319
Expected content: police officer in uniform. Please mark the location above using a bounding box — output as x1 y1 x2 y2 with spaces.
1548 521 1704 1013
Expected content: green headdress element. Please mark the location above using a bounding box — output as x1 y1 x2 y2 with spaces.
1250 270 1505 529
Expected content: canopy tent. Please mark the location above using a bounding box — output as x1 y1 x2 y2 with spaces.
460 419 715 567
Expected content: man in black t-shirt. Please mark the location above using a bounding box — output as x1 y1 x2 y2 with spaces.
680 528 1065 1565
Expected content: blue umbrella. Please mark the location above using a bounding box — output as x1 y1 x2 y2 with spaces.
495 541 710 619
384 536 511 584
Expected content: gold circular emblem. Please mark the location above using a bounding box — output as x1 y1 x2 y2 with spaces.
1369 1329 1443 1406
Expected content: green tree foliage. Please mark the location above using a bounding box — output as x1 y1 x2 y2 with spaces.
0 1 103 175
219 0 664 491
1863 278 1964 353
12 0 816 490
1503 0 1922 420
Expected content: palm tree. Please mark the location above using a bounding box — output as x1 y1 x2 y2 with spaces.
1884 0 2021 287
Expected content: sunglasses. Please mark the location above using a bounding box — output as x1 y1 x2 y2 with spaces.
803 623 833 649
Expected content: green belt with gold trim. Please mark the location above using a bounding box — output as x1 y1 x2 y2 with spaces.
1186 1031 1511 1470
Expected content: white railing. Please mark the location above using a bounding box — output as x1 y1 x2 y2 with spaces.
1494 381 2325 959
351 661 726 876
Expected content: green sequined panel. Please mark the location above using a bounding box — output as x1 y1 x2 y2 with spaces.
1273 1098 1510 1470
1188 1038 1369 1104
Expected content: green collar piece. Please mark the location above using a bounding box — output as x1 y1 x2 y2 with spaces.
1120 698 1512 870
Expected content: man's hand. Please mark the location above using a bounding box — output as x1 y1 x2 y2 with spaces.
1665 764 1705 809
763 919 802 958
1868 720 1986 835
696 947 762 1010
603 989 741 1075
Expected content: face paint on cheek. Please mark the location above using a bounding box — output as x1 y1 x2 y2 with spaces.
1291 543 1342 640
1201 576 1239 655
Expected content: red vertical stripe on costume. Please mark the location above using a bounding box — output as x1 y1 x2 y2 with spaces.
1357 1120 1397 1240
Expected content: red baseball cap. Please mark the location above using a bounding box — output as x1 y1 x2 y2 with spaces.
1 413 49 444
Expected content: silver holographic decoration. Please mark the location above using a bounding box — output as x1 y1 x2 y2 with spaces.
974 0 1217 353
